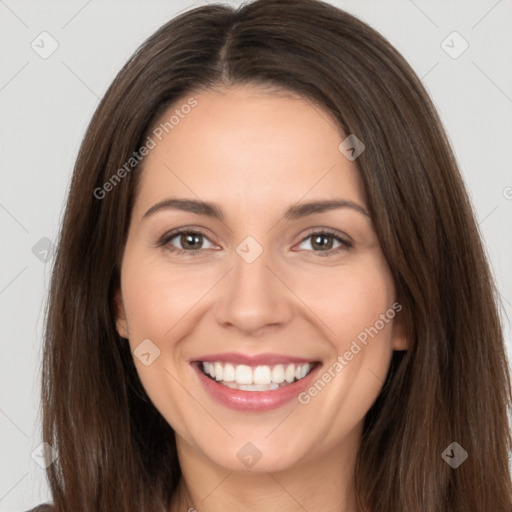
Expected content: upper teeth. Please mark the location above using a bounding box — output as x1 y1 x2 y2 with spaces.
201 362 313 385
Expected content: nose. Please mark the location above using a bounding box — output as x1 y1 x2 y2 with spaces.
214 243 295 336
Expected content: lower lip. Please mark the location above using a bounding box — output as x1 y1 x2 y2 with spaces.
192 363 321 412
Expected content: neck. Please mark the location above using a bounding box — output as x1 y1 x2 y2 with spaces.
171 424 363 512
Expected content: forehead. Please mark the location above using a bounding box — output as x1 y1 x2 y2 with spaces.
133 84 366 216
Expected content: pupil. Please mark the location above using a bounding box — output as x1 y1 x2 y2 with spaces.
312 234 332 251
182 233 201 249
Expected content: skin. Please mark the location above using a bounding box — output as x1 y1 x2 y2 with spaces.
114 83 407 512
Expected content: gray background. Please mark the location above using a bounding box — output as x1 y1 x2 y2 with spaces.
1 0 511 510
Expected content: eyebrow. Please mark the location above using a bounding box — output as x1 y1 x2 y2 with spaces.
142 198 370 221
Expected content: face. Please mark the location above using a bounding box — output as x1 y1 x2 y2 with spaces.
115 83 407 474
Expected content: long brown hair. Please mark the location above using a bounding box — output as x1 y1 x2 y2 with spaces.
41 1 512 510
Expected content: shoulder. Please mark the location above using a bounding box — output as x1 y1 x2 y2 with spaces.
25 505 54 512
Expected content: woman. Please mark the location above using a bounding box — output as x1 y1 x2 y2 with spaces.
30 0 512 510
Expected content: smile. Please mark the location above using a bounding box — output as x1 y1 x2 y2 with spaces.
191 354 322 411
200 361 315 391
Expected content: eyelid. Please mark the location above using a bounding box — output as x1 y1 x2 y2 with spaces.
298 226 353 244
293 227 353 257
157 227 218 252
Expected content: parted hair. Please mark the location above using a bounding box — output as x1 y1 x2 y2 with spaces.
38 1 512 511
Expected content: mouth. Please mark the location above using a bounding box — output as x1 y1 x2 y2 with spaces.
196 360 318 392
190 352 322 411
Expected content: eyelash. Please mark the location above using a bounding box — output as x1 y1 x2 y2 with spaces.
298 228 353 257
157 227 353 257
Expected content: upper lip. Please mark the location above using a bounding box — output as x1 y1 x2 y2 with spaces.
191 352 319 366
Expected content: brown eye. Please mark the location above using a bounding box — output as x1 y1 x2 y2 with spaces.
160 230 216 254
297 230 352 256
310 234 335 251
178 232 204 250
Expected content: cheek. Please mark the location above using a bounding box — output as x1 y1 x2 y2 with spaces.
291 257 395 349
120 250 216 341
119 251 202 428
291 266 397 436
289 255 398 412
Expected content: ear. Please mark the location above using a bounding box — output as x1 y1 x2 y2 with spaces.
113 288 129 339
391 305 408 351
